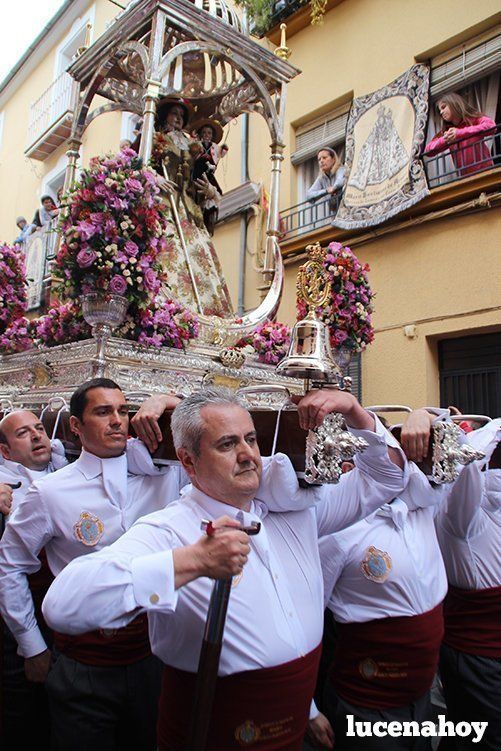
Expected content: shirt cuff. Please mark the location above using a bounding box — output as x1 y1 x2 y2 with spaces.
351 413 402 450
131 550 178 612
17 626 48 659
309 699 320 720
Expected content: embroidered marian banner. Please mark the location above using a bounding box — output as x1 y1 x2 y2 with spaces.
334 64 430 230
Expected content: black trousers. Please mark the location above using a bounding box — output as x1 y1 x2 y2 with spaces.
1 624 51 751
45 652 163 751
323 679 434 751
440 643 501 751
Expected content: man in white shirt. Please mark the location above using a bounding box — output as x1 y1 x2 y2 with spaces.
312 456 448 750
434 419 501 751
0 410 68 751
400 411 501 751
43 386 407 751
0 379 183 751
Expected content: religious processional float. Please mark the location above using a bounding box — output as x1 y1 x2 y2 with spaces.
0 0 480 488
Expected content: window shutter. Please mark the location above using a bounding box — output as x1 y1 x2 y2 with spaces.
430 31 501 98
291 109 350 165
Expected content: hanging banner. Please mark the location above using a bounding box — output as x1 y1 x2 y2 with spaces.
334 64 430 230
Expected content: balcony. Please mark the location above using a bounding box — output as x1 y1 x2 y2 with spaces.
25 72 79 161
281 192 340 240
423 123 501 189
280 124 501 249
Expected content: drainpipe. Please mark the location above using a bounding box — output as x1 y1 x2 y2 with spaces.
237 12 250 315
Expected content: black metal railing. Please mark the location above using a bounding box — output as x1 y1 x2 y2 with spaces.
280 191 341 239
253 0 308 35
423 122 501 189
280 124 500 239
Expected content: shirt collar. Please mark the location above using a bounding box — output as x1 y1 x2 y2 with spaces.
184 485 268 524
1 457 49 482
76 449 127 480
367 498 409 531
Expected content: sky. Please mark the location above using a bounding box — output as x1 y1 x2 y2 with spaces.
0 0 67 83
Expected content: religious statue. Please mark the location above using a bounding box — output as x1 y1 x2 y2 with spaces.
143 97 233 317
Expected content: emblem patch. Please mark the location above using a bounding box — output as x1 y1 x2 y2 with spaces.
359 657 379 679
74 511 104 547
361 545 392 583
235 720 261 746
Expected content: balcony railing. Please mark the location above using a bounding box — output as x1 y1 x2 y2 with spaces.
25 72 79 161
253 0 308 35
423 123 501 189
280 192 340 239
281 125 500 239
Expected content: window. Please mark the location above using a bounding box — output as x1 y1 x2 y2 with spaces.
55 11 95 76
292 104 349 202
425 29 501 186
439 332 501 416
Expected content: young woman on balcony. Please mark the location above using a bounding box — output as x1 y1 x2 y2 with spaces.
306 147 346 208
424 93 496 177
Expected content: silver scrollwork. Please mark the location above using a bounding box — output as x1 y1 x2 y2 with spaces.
432 421 485 484
305 413 369 484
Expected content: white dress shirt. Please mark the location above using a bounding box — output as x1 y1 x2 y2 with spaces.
0 439 186 658
436 463 501 590
0 440 68 514
320 462 448 623
43 420 408 677
435 419 501 590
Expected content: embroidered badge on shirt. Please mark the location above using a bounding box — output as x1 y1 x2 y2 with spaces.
74 511 104 546
235 720 261 746
361 545 392 583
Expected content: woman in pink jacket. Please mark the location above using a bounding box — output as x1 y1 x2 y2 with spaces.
424 92 496 177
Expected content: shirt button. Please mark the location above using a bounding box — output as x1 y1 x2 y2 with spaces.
149 594 160 605
288 611 293 618
274 573 279 580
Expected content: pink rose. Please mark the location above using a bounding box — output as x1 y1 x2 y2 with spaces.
76 249 97 268
109 275 128 295
143 268 158 291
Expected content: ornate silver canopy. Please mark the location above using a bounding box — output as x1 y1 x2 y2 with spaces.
60 0 300 345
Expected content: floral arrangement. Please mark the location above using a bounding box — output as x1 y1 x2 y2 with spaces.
242 320 291 365
0 244 28 333
33 301 91 347
0 317 33 354
53 149 171 313
297 241 375 353
120 300 199 349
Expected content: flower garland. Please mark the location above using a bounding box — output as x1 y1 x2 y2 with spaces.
0 317 33 354
297 241 375 352
53 149 172 313
33 301 91 347
242 320 291 365
0 244 28 334
120 300 199 350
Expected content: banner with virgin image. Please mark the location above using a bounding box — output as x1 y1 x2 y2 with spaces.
334 64 430 229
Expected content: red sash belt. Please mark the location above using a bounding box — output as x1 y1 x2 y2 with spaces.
157 645 322 751
330 604 444 709
443 584 501 657
54 613 150 666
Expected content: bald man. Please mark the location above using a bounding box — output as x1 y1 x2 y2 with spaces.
0 410 67 515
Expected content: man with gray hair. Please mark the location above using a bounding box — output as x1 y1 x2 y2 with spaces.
43 386 407 751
